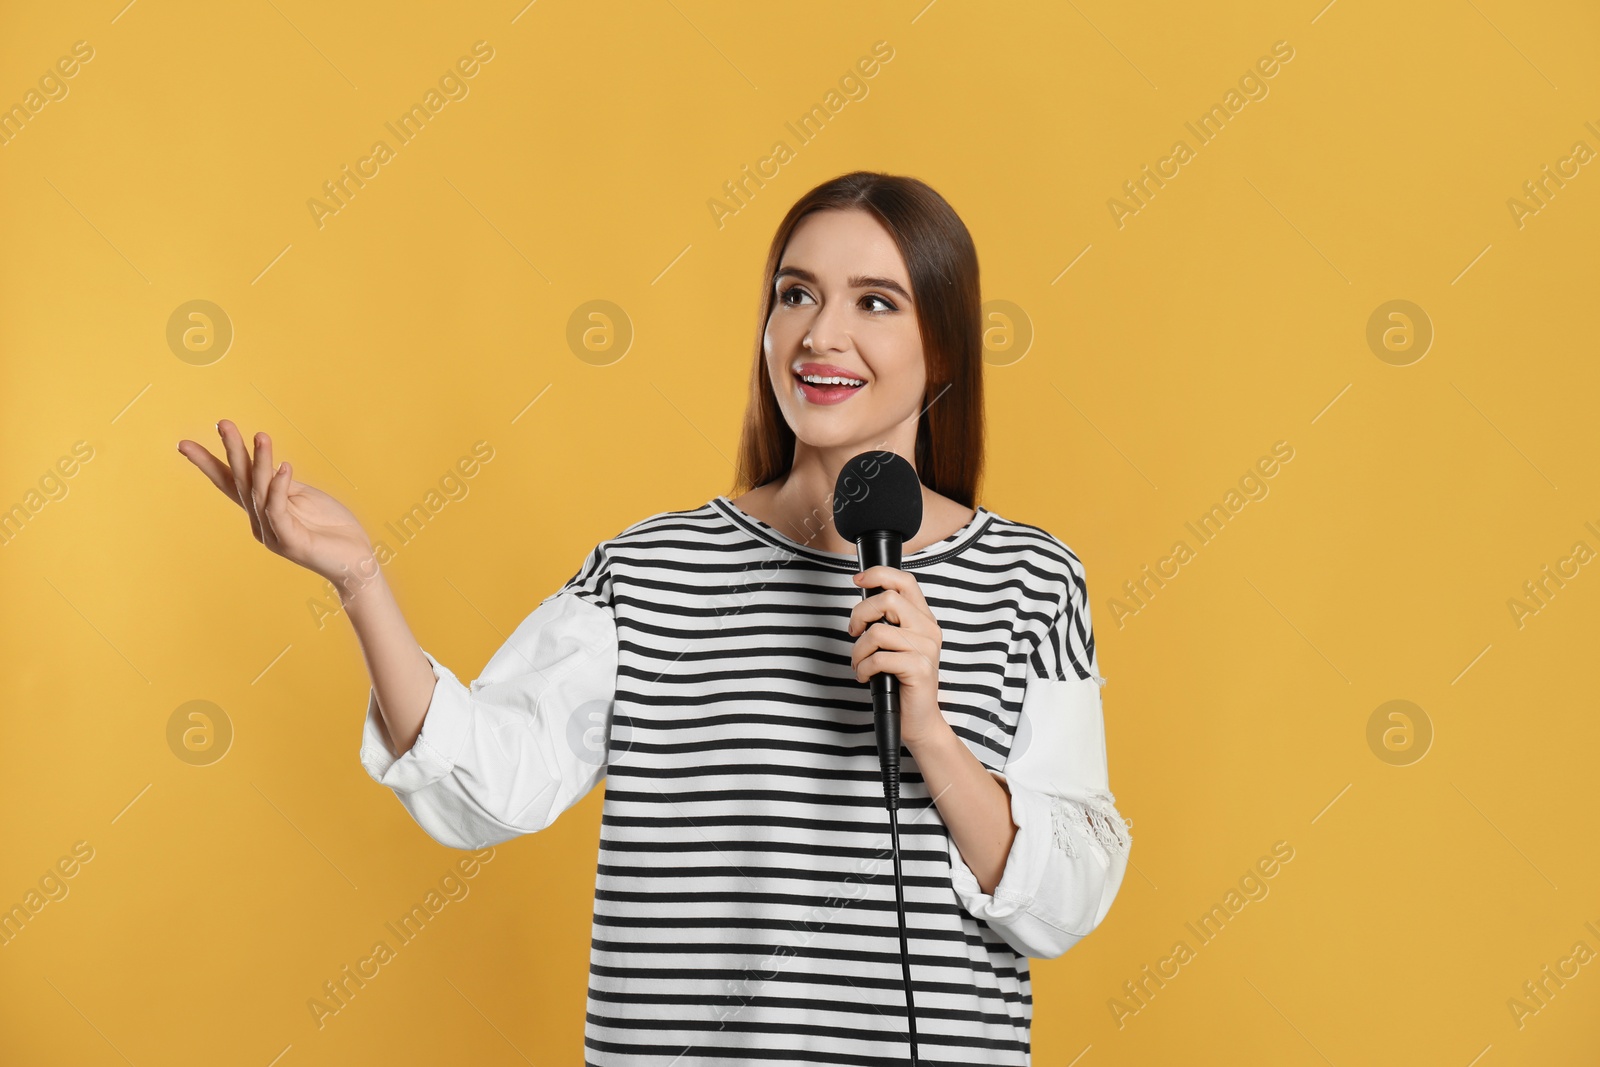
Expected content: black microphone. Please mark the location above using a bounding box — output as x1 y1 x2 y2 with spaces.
833 449 923 1065
833 451 923 811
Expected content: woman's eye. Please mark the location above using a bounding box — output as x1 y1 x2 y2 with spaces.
776 286 896 313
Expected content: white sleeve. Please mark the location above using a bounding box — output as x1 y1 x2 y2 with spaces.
947 563 1131 959
359 588 618 850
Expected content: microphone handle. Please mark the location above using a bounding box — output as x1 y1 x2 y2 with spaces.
856 531 902 810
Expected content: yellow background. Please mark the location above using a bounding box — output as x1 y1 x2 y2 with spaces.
2 0 1597 1063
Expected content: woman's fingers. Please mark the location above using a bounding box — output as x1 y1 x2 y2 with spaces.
250 432 278 549
183 422 306 563
178 438 245 503
854 565 932 613
848 590 907 634
262 457 293 547
854 618 908 663
848 589 936 637
847 566 942 684
851 623 939 681
217 420 263 542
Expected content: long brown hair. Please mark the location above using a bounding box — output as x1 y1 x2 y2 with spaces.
731 171 985 508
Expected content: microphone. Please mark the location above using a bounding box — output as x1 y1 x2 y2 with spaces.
833 451 923 812
833 449 923 1064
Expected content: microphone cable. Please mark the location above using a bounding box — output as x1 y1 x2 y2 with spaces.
834 447 931 1064
879 732 920 1065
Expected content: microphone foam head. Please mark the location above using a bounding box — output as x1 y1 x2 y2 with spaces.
833 450 923 543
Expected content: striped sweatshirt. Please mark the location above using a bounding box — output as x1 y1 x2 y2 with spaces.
359 495 1131 1065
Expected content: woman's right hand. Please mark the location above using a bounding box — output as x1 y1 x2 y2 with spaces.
178 419 379 598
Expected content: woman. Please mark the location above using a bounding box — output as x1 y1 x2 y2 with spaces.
178 171 1131 1065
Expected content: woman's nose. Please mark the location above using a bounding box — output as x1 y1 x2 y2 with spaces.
804 301 850 354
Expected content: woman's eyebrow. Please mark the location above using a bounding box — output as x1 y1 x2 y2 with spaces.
775 266 912 303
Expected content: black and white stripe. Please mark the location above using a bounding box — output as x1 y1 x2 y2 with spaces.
559 496 1094 1065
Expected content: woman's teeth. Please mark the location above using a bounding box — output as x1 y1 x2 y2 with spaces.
798 374 864 387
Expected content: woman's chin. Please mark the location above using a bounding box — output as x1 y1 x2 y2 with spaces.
788 420 892 452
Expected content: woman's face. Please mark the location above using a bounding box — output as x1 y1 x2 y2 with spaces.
763 208 926 455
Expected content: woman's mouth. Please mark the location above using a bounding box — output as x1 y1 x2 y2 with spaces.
793 368 866 406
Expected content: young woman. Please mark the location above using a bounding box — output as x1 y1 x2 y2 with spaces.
179 171 1131 1065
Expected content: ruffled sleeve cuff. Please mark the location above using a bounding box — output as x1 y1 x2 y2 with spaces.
359 648 474 793
948 770 1132 959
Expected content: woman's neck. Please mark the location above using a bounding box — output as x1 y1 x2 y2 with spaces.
730 465 975 557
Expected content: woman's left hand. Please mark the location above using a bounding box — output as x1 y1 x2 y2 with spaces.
846 565 951 750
